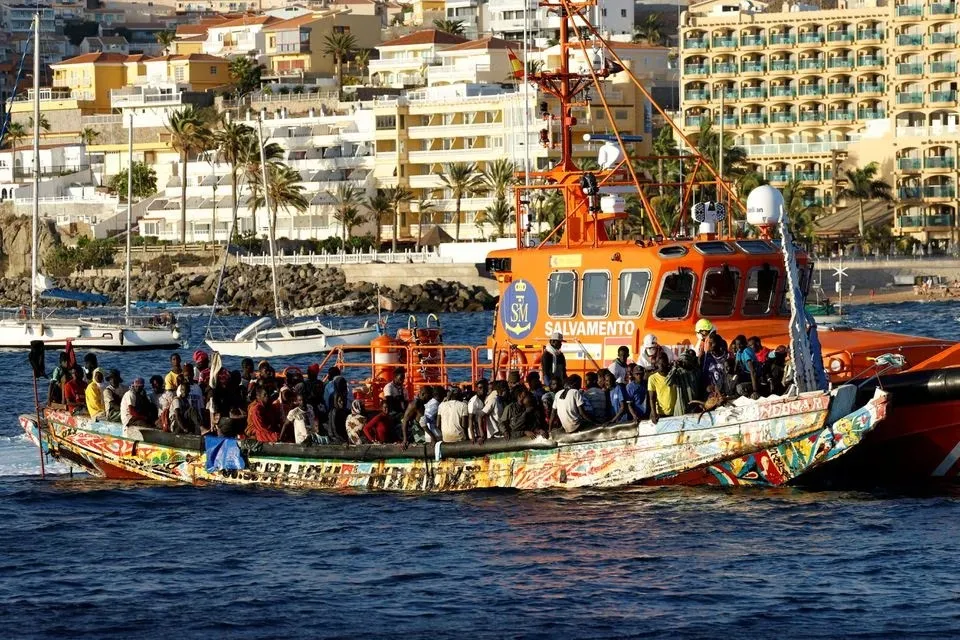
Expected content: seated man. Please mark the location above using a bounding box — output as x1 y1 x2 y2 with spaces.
362 399 395 444
171 380 203 435
603 370 637 424
102 369 126 422
245 385 283 442
582 371 609 422
62 367 86 409
120 378 153 428
437 387 469 443
86 368 106 420
551 375 592 434
285 392 318 445
501 389 547 439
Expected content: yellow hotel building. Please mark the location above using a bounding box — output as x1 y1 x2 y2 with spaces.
680 0 960 247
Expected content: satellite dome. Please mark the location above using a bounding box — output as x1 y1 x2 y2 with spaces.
746 185 784 227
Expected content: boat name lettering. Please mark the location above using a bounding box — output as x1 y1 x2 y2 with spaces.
544 320 637 338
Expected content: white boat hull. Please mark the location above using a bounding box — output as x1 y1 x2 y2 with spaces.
0 318 180 350
206 318 379 358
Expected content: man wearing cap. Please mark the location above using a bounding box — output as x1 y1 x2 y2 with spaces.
541 332 567 387
120 377 151 427
637 334 674 371
193 349 211 389
694 319 715 358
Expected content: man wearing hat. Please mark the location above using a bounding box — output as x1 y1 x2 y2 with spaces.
193 349 211 389
541 332 567 387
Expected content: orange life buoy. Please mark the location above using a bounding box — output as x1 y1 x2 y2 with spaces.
497 348 528 378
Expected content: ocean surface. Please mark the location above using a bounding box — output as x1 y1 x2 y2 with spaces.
2 303 960 638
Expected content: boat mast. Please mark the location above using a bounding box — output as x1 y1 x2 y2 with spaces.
124 111 133 321
29 12 39 319
256 118 281 320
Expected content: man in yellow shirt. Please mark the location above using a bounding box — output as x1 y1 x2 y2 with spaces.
647 352 677 424
85 368 106 419
164 353 183 392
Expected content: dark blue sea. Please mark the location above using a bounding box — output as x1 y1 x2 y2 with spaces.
2 303 960 638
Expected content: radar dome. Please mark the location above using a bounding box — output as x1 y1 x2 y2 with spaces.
746 185 784 227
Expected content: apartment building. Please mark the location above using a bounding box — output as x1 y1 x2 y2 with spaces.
262 10 382 79
488 0 634 47
443 0 489 40
680 0 960 248
370 29 469 87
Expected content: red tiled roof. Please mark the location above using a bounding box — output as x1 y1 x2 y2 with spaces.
210 14 280 29
379 29 469 47
443 36 516 52
146 53 229 63
262 13 322 31
50 52 132 66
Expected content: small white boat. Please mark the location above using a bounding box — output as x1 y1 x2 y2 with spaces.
0 315 180 350
205 317 379 357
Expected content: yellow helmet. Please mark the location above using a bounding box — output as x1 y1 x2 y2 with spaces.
695 319 714 333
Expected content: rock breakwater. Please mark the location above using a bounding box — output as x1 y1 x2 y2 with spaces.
0 264 498 315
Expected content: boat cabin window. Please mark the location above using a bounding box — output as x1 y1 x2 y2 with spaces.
618 270 651 317
743 265 779 316
548 271 577 318
693 241 735 255
654 270 696 320
581 271 610 318
699 266 740 316
735 239 776 254
778 264 814 314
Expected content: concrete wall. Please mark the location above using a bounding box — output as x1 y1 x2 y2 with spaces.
341 262 496 292
814 258 960 293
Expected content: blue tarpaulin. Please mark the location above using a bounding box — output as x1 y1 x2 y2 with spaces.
40 288 109 304
204 435 246 473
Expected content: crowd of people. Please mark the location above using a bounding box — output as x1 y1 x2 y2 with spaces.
45 321 792 448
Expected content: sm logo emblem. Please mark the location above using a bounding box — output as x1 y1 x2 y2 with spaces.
500 279 538 339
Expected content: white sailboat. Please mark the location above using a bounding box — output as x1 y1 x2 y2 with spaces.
204 119 379 358
0 13 180 350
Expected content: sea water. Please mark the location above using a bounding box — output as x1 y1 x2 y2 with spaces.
1 304 960 638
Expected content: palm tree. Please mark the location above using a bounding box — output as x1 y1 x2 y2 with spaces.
433 19 465 36
238 132 284 238
537 189 566 235
386 186 413 251
156 29 176 54
482 158 515 200
4 122 26 174
736 170 768 198
690 116 748 200
413 198 435 250
365 189 392 250
248 161 309 241
228 56 263 97
214 118 255 241
28 114 50 133
332 183 365 245
438 162 486 241
483 197 513 237
354 49 370 78
781 178 822 244
633 14 663 45
167 106 212 244
322 32 357 90
79 127 99 146
839 161 893 238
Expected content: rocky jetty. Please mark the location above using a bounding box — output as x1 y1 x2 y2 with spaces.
0 264 498 315
0 214 58 278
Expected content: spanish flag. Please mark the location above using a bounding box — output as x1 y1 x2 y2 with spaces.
507 47 524 79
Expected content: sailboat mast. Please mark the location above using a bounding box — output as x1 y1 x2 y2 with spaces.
256 118 281 320
124 111 133 321
557 3 574 170
30 12 39 318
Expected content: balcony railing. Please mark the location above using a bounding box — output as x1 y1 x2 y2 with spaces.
741 87 765 99
897 215 924 228
930 32 957 44
712 37 738 47
795 170 821 181
770 86 795 97
770 112 795 123
930 90 957 103
685 115 704 127
770 35 795 45
798 32 822 44
684 90 710 101
800 111 825 122
721 115 738 126
827 58 854 69
684 38 708 49
898 187 922 199
741 35 765 46
826 32 854 43
770 61 796 72
859 109 886 119
684 65 709 75
925 157 955 169
798 59 824 70
930 61 957 74
742 114 766 125
898 158 921 170
714 63 737 74
740 140 850 155
12 163 90 179
897 63 924 75
766 171 790 182
857 56 884 67
895 4 923 16
927 214 954 227
720 89 738 100
741 62 766 73
827 84 855 95
897 92 925 104
857 29 883 41
896 34 924 46
858 83 885 93
828 110 855 121
798 85 825 96
930 2 955 14
925 185 956 198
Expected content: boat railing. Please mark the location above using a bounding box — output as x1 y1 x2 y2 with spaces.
823 341 956 381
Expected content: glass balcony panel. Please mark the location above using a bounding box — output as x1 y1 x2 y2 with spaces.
828 110 854 121
770 61 796 72
857 29 883 40
896 92 925 104
685 90 710 100
859 110 885 119
798 85 824 96
741 35 765 46
685 116 704 126
714 63 737 73
827 84 855 95
857 83 885 93
895 4 923 16
770 112 795 123
927 214 954 227
684 65 709 75
742 114 766 124
857 56 884 67
684 38 708 49
827 58 854 69
741 87 765 98
924 186 956 198
713 37 738 47
766 171 790 182
798 32 822 43
795 171 821 181
826 32 854 42
931 32 957 44
930 90 957 102
896 63 924 75
896 34 923 46
930 2 955 14
741 62 766 72
798 59 824 70
799 111 825 121
898 158 921 170
770 35 795 45
931 61 957 74
925 157 955 169
897 215 924 227
770 86 795 97
898 187 922 199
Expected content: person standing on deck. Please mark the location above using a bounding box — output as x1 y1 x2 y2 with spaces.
437 387 469 442
637 334 674 371
382 367 408 421
732 335 761 399
648 352 678 425
694 319 715 359
82 353 98 383
541 332 567 387
625 366 648 418
607 346 631 384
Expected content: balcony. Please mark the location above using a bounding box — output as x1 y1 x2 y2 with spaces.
721 115 738 126
770 35 795 45
741 62 766 73
684 90 710 101
827 58 854 69
110 87 183 108
897 215 924 228
684 37 708 49
896 34 924 46
796 170 821 181
800 111 825 122
895 4 923 16
896 63 924 75
801 198 824 207
742 113 766 125
770 61 796 72
720 89 738 100
927 214 954 227
798 85 825 96
930 2 955 13
766 171 790 182
930 32 957 45
684 64 709 75
925 185 956 198
930 90 957 103
826 32 854 43
898 186 922 199
712 36 738 48
369 56 440 72
827 84 855 95
685 115 704 127
740 140 849 155
770 112 795 123
798 59 824 70
714 62 737 75
828 110 855 121
857 56 884 68
898 158 922 171
930 61 957 74
858 83 885 94
925 157 955 169
798 32 823 44
896 92 925 104
857 29 884 41
741 35 765 47
770 86 795 97
859 109 886 119
741 87 766 99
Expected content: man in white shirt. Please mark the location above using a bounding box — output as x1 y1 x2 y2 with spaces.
285 392 318 445
482 381 505 439
607 346 630 384
551 375 592 434
120 377 150 427
422 387 442 441
382 367 407 418
466 379 489 440
437 388 469 442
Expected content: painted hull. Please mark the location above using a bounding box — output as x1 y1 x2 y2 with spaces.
19 389 887 490
0 318 180 350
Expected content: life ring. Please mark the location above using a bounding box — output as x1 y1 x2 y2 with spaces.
497 348 528 377
281 366 303 379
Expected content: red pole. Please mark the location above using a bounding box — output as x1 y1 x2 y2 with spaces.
32 375 45 479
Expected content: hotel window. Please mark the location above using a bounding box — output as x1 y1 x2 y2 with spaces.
581 271 610 318
210 66 217 74
548 271 577 318
743 265 779 316
619 270 651 317
654 270 696 320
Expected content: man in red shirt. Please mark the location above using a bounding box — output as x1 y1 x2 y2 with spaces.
362 399 394 444
245 386 283 442
62 367 86 407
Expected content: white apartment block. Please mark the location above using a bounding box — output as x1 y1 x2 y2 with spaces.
488 0 634 47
